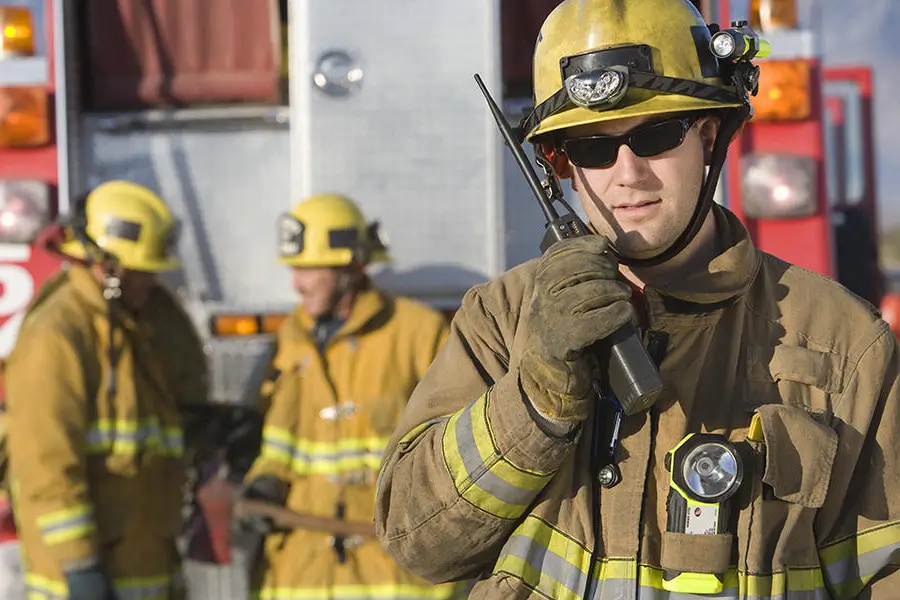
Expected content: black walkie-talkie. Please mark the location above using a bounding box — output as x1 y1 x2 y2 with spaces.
474 74 663 416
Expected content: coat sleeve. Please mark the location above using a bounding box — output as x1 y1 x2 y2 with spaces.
815 320 900 599
5 324 99 571
374 283 581 583
244 362 302 486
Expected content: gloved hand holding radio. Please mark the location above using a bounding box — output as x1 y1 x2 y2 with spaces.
519 235 635 425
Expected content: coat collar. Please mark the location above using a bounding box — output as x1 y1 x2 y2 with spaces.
644 204 760 306
286 285 392 346
68 264 144 333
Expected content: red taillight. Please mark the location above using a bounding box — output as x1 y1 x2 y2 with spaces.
0 180 51 244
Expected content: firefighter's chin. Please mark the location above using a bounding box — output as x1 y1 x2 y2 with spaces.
121 271 158 312
295 288 340 320
609 230 668 261
298 296 326 319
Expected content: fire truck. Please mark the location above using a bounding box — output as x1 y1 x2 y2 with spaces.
0 0 553 596
713 1 885 310
0 0 887 597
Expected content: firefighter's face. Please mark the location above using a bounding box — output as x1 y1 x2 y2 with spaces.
120 270 158 311
93 265 157 311
291 266 347 318
567 113 720 260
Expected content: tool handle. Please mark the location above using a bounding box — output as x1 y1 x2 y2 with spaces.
235 499 377 538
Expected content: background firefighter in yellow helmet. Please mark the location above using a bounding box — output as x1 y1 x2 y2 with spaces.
3 180 209 600
376 0 900 599
237 193 464 599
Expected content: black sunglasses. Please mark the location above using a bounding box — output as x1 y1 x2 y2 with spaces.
561 115 701 169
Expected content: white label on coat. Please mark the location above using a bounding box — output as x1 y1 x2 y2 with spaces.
684 504 718 535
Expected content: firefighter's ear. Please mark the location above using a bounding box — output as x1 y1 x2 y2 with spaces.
698 115 721 166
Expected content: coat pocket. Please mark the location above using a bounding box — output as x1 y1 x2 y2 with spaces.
739 403 838 575
745 344 845 414
755 403 837 508
660 531 734 574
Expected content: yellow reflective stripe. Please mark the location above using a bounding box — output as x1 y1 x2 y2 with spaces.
818 519 900 599
26 572 172 600
295 436 389 454
86 418 184 457
495 515 833 600
35 504 95 546
292 453 383 475
260 426 390 476
260 425 295 464
254 582 460 600
25 573 66 599
114 574 172 599
494 515 594 599
398 416 449 446
442 390 554 519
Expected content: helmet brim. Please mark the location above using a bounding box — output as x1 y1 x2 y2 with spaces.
527 94 742 141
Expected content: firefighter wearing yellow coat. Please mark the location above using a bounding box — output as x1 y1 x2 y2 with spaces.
4 181 208 600
240 194 462 600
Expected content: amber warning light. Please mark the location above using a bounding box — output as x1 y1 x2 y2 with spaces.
0 7 35 57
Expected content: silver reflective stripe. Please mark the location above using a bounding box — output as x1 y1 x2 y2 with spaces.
824 539 900 590
116 583 170 600
290 448 383 464
455 403 541 507
503 534 589 596
636 586 741 600
640 587 832 600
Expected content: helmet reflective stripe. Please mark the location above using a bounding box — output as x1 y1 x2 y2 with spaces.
58 180 180 273
103 216 142 242
277 194 390 268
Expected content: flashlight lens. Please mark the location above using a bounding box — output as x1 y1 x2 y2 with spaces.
683 442 739 500
711 32 737 59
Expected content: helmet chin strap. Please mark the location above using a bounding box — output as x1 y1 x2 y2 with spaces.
321 271 354 317
615 104 751 269
312 268 363 350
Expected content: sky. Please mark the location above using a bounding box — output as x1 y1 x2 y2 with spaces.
809 0 900 230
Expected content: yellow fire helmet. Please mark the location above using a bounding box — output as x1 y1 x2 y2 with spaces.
520 0 767 268
59 180 180 272
522 0 756 141
277 193 390 268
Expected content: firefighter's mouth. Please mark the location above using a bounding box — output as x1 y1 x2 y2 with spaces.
613 200 661 211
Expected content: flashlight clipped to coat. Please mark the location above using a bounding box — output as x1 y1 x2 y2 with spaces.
663 433 745 594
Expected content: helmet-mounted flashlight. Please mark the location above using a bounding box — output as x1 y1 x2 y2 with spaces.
710 20 771 63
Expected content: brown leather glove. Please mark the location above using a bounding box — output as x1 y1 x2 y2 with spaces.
520 235 635 424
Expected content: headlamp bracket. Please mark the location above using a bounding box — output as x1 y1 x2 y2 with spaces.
560 44 654 80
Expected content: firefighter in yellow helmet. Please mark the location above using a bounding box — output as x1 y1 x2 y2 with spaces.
4 180 209 600
238 193 464 599
376 1 900 598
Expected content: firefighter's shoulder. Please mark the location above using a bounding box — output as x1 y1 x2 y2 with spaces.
752 251 885 354
18 272 86 337
8 272 92 366
452 258 540 336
